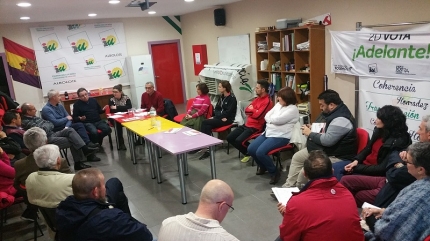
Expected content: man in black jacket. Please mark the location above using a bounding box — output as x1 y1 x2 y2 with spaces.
56 168 153 241
197 81 237 160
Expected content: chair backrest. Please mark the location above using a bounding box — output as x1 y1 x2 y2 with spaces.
37 206 58 233
206 104 214 119
185 98 195 112
105 105 111 114
424 235 430 241
356 128 369 154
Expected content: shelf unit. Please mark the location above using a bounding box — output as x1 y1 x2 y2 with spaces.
255 25 325 122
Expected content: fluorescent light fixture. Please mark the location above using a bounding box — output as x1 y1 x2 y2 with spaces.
148 11 156 14
88 13 97 17
17 2 31 7
185 0 194 2
20 16 30 20
109 0 120 4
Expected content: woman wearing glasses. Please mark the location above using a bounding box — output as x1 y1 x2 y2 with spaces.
109 84 132 150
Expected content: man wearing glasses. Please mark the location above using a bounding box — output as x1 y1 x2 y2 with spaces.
140 82 165 115
72 88 112 145
158 179 239 241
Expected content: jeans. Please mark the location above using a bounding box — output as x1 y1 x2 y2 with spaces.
200 118 232 136
71 122 91 144
106 177 131 215
332 160 352 180
248 134 290 175
84 120 112 143
226 125 257 155
340 175 386 207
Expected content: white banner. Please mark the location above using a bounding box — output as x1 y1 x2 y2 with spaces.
358 76 428 142
331 31 430 80
30 23 128 95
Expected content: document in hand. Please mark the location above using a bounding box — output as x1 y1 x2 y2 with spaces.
272 187 300 206
362 202 381 209
311 123 326 133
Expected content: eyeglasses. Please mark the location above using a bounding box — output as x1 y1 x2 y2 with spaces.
145 87 154 89
216 201 234 212
112 91 120 93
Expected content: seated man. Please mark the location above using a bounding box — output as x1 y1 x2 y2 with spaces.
158 179 239 241
276 150 364 241
226 79 272 163
2 110 26 149
141 81 165 115
41 89 100 162
72 88 112 144
20 103 97 170
56 168 153 241
284 89 357 188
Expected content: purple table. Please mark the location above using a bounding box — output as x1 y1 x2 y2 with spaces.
144 127 222 204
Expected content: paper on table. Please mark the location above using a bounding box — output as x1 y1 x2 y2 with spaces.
165 128 182 134
362 202 381 209
116 112 127 114
311 123 326 133
108 115 124 119
183 130 200 136
272 187 300 206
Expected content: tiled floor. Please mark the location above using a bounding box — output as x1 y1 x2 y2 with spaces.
2 104 292 241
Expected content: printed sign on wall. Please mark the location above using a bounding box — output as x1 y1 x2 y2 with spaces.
30 23 128 96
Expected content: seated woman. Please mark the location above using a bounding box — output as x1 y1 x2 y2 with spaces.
198 80 237 160
108 84 132 150
336 105 411 206
180 82 211 131
247 87 299 185
362 142 430 241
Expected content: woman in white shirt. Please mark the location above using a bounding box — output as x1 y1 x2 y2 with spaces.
247 87 299 185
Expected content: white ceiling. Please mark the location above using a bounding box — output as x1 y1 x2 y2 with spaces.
0 0 240 24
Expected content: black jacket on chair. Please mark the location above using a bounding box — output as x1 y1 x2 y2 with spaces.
163 98 178 121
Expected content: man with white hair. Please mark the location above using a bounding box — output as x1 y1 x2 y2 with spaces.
141 81 165 115
41 89 100 162
158 179 239 241
26 144 75 208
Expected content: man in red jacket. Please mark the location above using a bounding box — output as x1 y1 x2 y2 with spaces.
226 79 272 163
140 81 165 115
276 150 364 241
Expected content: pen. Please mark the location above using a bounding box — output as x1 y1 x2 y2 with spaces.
148 127 154 130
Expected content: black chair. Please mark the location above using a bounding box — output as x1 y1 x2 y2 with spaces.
37 206 59 241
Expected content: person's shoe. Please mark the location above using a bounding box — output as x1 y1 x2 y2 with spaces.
86 153 101 162
74 162 91 170
240 155 251 163
87 142 99 148
199 151 210 160
82 147 97 157
269 171 281 185
118 143 127 150
21 207 37 222
86 144 99 151
256 166 267 175
188 149 201 154
270 191 276 199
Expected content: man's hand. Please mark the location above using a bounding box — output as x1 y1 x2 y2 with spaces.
301 125 311 136
0 131 7 139
79 116 86 121
399 151 407 161
344 160 359 172
361 208 385 219
277 203 286 216
110 105 117 110
222 118 227 122
66 115 73 121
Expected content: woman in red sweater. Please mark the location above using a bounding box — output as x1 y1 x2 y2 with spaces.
180 83 211 131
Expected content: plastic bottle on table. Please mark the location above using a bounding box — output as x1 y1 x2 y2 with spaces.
149 106 156 126
64 91 69 100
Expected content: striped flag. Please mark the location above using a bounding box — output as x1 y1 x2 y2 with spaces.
2 37 41 88
162 16 181 35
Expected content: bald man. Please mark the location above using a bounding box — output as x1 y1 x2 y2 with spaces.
158 179 239 241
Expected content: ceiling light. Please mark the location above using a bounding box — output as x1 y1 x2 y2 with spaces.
17 2 31 7
184 0 194 2
88 13 97 17
148 11 156 14
20 16 30 20
109 0 120 4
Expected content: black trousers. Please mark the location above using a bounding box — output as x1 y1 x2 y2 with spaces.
226 125 257 155
200 118 233 136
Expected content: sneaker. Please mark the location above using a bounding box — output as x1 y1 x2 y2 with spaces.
199 151 210 160
74 162 91 170
270 191 276 199
21 207 37 222
86 154 101 162
269 171 281 185
240 155 251 163
82 147 97 157
256 166 267 175
87 142 99 148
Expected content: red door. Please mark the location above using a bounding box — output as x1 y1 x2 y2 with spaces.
150 42 184 104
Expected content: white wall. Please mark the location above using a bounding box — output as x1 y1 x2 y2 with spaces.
0 17 184 105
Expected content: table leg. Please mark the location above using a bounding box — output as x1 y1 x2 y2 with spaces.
127 129 137 164
178 153 187 204
114 121 120 150
184 153 189 176
146 141 156 179
154 145 162 184
209 146 216 179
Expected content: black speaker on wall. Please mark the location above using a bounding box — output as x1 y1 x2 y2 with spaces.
214 8 226 26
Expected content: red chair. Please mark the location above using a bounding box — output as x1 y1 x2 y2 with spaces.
424 236 430 241
267 143 295 170
240 131 264 165
356 128 369 153
212 123 237 154
173 98 195 123
101 106 114 149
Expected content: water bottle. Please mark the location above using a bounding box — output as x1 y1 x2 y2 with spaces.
149 107 156 126
64 91 69 100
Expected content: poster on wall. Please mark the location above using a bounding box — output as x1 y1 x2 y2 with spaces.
358 76 427 142
30 23 128 96
331 31 430 81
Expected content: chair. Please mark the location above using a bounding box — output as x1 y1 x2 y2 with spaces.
173 98 195 123
37 206 59 241
266 143 295 170
163 98 178 121
103 106 114 149
356 128 369 153
240 131 264 165
60 148 71 166
212 123 237 154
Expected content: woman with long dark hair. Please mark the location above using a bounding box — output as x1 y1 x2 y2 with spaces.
109 84 132 150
